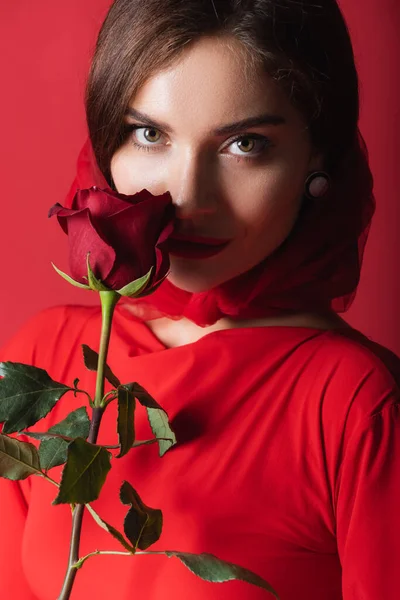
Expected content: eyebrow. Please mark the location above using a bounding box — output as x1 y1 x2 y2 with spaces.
125 108 286 136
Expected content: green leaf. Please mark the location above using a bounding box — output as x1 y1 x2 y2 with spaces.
131 439 162 449
126 382 161 410
23 431 72 442
53 438 111 505
0 433 42 480
51 262 91 290
81 345 121 388
116 267 153 298
126 383 177 457
86 254 111 292
165 552 279 597
120 480 163 550
146 407 177 457
85 503 135 553
36 407 90 471
116 387 136 458
0 362 72 434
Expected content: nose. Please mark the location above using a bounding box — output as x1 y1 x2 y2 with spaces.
170 149 218 220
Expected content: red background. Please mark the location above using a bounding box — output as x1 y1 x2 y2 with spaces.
0 0 399 354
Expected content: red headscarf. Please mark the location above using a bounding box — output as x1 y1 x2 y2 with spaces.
65 134 375 326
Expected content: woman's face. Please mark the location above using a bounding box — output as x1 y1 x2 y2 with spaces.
111 35 322 293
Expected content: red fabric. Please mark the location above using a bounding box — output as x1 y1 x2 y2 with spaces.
65 135 375 326
1 306 400 599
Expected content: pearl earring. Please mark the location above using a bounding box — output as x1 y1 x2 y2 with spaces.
304 171 330 199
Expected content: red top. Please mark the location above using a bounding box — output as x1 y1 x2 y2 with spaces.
0 305 400 600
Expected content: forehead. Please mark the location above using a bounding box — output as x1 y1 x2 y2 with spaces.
129 35 301 131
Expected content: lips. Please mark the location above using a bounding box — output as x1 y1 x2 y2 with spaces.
166 233 231 259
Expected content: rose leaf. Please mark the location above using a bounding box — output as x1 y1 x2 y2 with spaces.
126 383 177 457
120 480 163 550
0 362 73 434
53 438 111 505
0 434 42 480
35 407 90 471
81 345 121 388
164 552 279 597
23 431 72 442
145 408 177 457
125 382 161 410
116 387 136 458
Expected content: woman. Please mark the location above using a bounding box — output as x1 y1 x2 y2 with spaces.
1 0 400 598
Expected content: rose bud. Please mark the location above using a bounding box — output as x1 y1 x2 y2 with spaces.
49 186 175 297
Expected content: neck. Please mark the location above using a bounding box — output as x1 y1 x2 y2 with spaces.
144 309 352 348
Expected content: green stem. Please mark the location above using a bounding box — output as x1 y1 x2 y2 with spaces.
58 291 120 600
41 473 60 488
72 550 131 569
71 549 168 570
95 292 120 408
102 389 118 408
135 551 166 555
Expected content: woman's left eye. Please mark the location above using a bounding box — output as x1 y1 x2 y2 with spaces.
132 126 164 146
226 135 272 157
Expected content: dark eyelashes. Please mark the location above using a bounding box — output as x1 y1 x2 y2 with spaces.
225 133 273 152
123 123 273 156
123 124 156 152
227 132 271 144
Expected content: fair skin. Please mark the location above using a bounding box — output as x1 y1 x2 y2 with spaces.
111 35 350 347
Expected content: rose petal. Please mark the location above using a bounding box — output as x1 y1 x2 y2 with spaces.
61 208 116 284
100 209 156 288
75 188 131 217
51 186 174 291
154 207 175 281
75 188 170 219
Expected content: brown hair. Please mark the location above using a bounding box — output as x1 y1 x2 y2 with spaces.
86 0 359 183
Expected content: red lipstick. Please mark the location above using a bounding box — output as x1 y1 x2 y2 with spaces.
166 233 231 259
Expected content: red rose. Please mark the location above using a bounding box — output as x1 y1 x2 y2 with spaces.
49 187 175 294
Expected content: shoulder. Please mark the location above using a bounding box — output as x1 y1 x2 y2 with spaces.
0 305 101 366
303 328 400 435
314 328 399 391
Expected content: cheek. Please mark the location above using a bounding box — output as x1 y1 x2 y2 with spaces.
110 148 168 196
227 162 305 231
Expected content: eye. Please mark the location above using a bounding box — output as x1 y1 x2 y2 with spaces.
132 126 164 146
226 134 272 157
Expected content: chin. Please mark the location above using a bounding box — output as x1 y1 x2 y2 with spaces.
166 274 214 293
167 249 268 293
166 269 221 293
